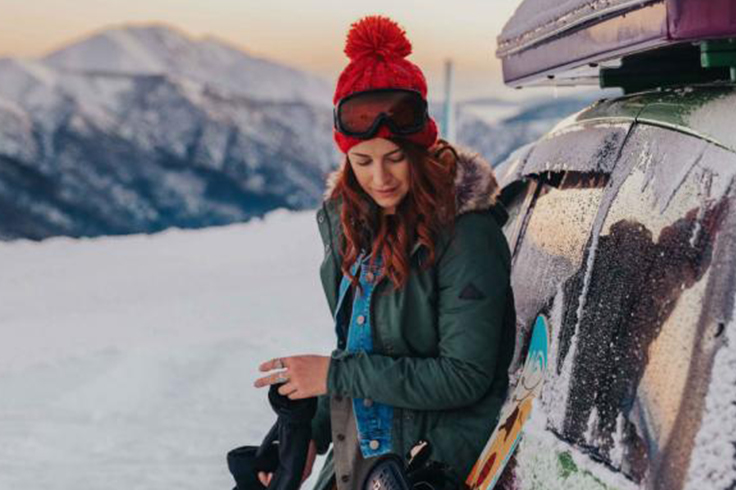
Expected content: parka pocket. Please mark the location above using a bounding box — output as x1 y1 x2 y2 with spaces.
400 407 437 458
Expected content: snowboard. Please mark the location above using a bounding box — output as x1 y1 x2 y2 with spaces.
465 315 549 490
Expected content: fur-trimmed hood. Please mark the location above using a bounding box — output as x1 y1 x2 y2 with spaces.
322 144 502 217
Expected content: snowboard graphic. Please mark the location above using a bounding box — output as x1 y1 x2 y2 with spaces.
465 315 549 490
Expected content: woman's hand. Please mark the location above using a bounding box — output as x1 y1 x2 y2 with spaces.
257 439 318 487
254 355 330 399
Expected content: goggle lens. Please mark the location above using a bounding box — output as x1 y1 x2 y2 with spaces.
336 90 427 137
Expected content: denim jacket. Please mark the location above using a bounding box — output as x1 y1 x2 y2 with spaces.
333 249 394 458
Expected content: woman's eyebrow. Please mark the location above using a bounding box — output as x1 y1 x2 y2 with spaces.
351 149 403 158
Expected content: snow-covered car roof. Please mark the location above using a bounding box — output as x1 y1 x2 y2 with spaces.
497 0 736 87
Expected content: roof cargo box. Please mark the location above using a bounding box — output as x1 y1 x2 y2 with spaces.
497 0 736 89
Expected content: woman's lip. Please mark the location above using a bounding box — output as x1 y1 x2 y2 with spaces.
375 186 398 195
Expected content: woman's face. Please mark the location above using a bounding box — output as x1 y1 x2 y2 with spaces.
347 138 410 215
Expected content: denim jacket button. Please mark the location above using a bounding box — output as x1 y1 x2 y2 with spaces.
363 398 373 407
369 440 380 450
324 243 331 253
317 212 325 224
356 315 366 325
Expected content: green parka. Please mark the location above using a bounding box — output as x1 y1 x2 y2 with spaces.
310 146 516 490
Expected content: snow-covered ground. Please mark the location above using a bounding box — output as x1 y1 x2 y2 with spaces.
0 208 333 490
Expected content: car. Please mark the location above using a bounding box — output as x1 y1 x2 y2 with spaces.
489 0 736 489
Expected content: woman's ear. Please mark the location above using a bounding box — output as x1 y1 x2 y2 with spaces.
433 141 459 167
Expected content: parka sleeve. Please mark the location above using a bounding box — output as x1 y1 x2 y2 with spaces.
325 212 512 411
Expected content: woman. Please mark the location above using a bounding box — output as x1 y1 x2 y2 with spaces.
254 15 516 490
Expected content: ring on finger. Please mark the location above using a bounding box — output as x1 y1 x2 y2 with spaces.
275 372 289 384
274 358 284 370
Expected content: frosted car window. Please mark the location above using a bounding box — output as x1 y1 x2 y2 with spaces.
500 179 538 255
509 172 606 371
682 144 736 490
554 125 735 485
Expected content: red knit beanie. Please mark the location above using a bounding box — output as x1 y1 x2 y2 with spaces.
333 16 439 154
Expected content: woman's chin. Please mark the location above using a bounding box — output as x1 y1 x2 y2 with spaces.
374 192 406 207
376 199 400 212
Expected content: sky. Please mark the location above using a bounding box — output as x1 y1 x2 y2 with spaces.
0 0 525 99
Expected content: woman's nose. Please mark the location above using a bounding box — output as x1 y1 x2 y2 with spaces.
373 163 391 186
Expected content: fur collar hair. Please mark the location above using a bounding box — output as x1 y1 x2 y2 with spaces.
322 144 501 217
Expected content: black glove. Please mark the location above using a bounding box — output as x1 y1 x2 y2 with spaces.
227 385 317 490
263 384 318 490
227 442 279 490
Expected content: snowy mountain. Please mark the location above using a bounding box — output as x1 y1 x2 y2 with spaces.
0 24 596 241
0 25 338 240
44 24 333 106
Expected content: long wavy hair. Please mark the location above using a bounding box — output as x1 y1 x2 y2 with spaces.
328 138 459 291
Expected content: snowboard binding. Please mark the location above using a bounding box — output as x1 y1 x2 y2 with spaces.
362 440 457 490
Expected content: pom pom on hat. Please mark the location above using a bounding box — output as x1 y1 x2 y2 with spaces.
344 16 412 61
333 15 438 153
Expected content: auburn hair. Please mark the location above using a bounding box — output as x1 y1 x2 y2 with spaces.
328 138 459 291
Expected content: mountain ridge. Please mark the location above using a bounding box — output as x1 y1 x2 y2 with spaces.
0 23 595 241
41 23 332 106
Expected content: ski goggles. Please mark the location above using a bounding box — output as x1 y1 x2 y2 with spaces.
334 88 429 139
